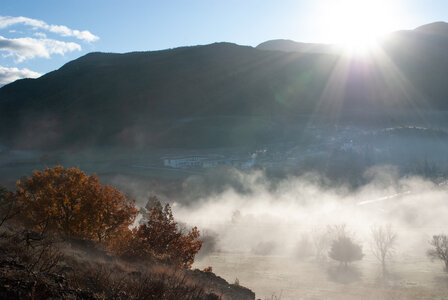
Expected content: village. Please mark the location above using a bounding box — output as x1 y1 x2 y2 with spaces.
159 124 446 173
160 125 377 170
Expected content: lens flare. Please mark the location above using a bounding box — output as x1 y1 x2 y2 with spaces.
319 0 401 55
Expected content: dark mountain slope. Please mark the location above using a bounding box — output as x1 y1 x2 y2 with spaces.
0 43 340 149
1 23 448 150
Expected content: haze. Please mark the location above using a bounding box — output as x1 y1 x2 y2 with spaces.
1 1 448 299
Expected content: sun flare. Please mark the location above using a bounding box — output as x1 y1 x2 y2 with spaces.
320 0 401 55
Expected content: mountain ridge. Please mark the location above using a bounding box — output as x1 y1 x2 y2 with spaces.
414 21 448 36
255 39 337 54
256 21 448 53
1 24 448 150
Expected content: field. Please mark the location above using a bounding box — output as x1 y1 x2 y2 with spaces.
195 253 448 300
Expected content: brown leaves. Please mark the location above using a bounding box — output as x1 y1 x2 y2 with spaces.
110 200 202 269
14 166 138 242
12 166 202 269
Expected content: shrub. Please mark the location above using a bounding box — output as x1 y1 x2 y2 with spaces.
202 266 213 272
329 236 364 266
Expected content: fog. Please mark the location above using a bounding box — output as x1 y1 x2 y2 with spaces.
146 165 448 298
2 147 448 298
166 165 448 257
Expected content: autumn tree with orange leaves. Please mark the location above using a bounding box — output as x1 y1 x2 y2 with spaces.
109 198 202 268
14 166 138 242
12 166 202 268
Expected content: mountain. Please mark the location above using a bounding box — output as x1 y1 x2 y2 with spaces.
256 39 338 54
257 22 448 53
1 23 448 150
0 43 339 149
415 21 448 37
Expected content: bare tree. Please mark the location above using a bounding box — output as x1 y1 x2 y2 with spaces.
371 224 397 275
427 234 448 272
296 233 313 258
311 227 330 261
327 224 348 240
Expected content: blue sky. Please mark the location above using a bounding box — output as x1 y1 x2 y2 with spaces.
0 0 447 86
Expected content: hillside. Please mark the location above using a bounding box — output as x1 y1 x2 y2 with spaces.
1 22 448 150
0 224 255 300
256 39 337 54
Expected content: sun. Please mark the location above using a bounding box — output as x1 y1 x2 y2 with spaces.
319 0 401 55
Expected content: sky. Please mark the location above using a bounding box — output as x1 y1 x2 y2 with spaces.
0 0 447 86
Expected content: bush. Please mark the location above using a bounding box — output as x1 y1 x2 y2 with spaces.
329 236 364 266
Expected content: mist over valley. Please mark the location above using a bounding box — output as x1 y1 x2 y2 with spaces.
1 12 448 299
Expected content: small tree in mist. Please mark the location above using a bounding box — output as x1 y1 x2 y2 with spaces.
196 230 218 259
311 224 348 261
371 224 397 275
311 228 329 261
327 224 348 240
329 236 364 267
139 195 163 224
427 234 448 272
296 233 313 258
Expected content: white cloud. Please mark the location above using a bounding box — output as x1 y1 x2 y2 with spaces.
0 65 41 86
0 35 81 62
0 16 99 42
33 32 47 38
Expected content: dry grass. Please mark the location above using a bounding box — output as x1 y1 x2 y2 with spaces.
0 226 236 299
67 259 211 299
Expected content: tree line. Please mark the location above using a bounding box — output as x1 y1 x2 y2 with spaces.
310 223 448 275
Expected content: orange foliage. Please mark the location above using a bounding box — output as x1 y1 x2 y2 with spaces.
110 201 202 269
202 266 213 272
14 166 138 242
13 166 202 268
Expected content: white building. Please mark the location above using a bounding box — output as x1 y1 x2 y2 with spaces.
163 154 256 169
163 156 205 168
